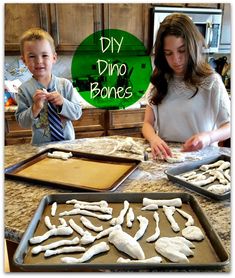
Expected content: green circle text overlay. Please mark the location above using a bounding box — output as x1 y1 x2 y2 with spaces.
71 29 152 109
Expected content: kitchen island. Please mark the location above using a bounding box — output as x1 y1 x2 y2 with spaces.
4 136 231 272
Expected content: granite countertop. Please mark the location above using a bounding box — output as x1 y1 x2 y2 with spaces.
4 136 231 271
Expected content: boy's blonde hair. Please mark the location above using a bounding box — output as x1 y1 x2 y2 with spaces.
20 27 56 55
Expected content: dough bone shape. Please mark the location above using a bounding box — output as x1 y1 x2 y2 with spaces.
117 256 162 264
44 246 86 257
29 226 73 245
191 176 216 186
176 208 194 227
74 203 113 214
146 211 160 243
165 151 185 163
61 242 110 264
66 200 109 208
80 216 103 232
58 218 67 228
217 161 230 171
108 228 145 260
68 219 85 236
143 197 182 208
59 208 112 220
134 215 149 240
163 205 180 232
31 236 80 255
44 216 56 230
110 200 129 226
182 226 205 241
207 183 231 195
209 170 229 184
51 202 57 216
199 160 224 171
47 151 73 160
141 204 159 211
96 225 121 240
126 208 135 228
155 237 195 263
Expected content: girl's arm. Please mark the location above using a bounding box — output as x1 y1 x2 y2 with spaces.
142 105 172 158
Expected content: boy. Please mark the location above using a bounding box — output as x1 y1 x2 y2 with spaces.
15 28 82 145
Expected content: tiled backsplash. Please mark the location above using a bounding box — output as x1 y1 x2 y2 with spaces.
4 55 73 82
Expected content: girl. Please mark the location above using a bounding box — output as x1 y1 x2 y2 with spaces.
142 13 230 159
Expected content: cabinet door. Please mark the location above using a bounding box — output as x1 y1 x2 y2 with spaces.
50 4 102 52
5 4 49 52
103 4 150 49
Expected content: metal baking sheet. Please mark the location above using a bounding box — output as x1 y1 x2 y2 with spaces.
13 192 229 271
5 148 140 192
165 154 230 201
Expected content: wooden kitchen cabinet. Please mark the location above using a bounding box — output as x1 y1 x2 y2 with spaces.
107 108 145 138
5 3 151 53
49 4 103 52
5 107 145 145
5 109 106 145
103 4 150 50
5 4 49 53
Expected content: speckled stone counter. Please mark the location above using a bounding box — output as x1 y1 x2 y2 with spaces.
4 136 231 271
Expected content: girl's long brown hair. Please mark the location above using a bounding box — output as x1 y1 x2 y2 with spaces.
150 13 213 105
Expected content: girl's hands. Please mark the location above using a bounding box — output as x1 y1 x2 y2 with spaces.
150 135 172 159
182 132 211 152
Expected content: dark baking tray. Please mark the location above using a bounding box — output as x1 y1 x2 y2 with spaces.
165 154 230 201
5 148 140 192
13 192 229 271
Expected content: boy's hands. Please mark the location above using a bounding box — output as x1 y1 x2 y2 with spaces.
46 91 64 106
32 89 64 118
32 89 48 118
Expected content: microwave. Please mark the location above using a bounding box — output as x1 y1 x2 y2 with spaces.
153 7 222 53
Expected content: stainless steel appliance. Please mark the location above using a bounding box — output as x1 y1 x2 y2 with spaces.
153 7 222 53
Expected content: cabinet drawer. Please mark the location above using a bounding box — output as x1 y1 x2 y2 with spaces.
72 109 106 132
108 108 145 129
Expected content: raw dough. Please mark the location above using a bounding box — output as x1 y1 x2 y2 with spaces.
155 236 195 263
182 226 205 241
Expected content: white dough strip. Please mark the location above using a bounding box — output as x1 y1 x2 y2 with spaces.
217 161 230 171
44 216 56 230
143 197 182 207
29 226 73 244
96 225 121 240
191 176 216 186
134 215 149 240
51 202 57 216
31 237 80 255
163 205 180 232
146 212 160 243
74 204 113 214
68 219 85 236
199 160 224 171
66 200 108 208
45 246 86 257
176 208 194 226
126 207 135 228
59 208 112 220
117 256 162 264
112 200 129 226
61 242 110 263
80 216 103 232
141 204 158 211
